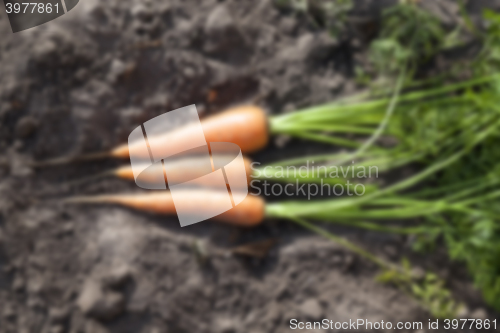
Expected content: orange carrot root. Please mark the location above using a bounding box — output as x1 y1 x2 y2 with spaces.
111 105 269 159
32 105 268 167
114 156 254 186
65 190 265 227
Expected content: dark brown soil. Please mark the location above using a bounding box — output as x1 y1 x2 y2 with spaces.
0 1 499 332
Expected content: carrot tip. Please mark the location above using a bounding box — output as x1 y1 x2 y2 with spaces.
63 170 115 188
63 196 106 205
30 151 112 168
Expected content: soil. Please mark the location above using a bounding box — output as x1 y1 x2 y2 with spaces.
0 0 499 332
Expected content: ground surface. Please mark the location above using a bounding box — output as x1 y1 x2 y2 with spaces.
0 0 499 332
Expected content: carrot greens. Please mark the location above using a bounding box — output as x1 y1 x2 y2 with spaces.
263 6 500 315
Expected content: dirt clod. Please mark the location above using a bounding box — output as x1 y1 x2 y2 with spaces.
77 279 125 321
101 263 133 289
15 117 38 138
298 299 323 319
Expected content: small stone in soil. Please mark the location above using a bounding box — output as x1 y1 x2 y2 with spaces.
342 254 355 271
213 317 238 333
15 117 38 138
101 264 133 289
49 307 70 324
298 299 323 319
3 305 16 320
383 244 399 259
77 280 125 321
49 325 64 333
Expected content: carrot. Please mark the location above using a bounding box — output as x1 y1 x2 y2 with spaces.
65 156 254 188
118 156 253 186
32 105 268 167
115 105 269 159
65 190 265 227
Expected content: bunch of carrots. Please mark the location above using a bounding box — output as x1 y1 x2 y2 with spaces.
50 99 392 226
